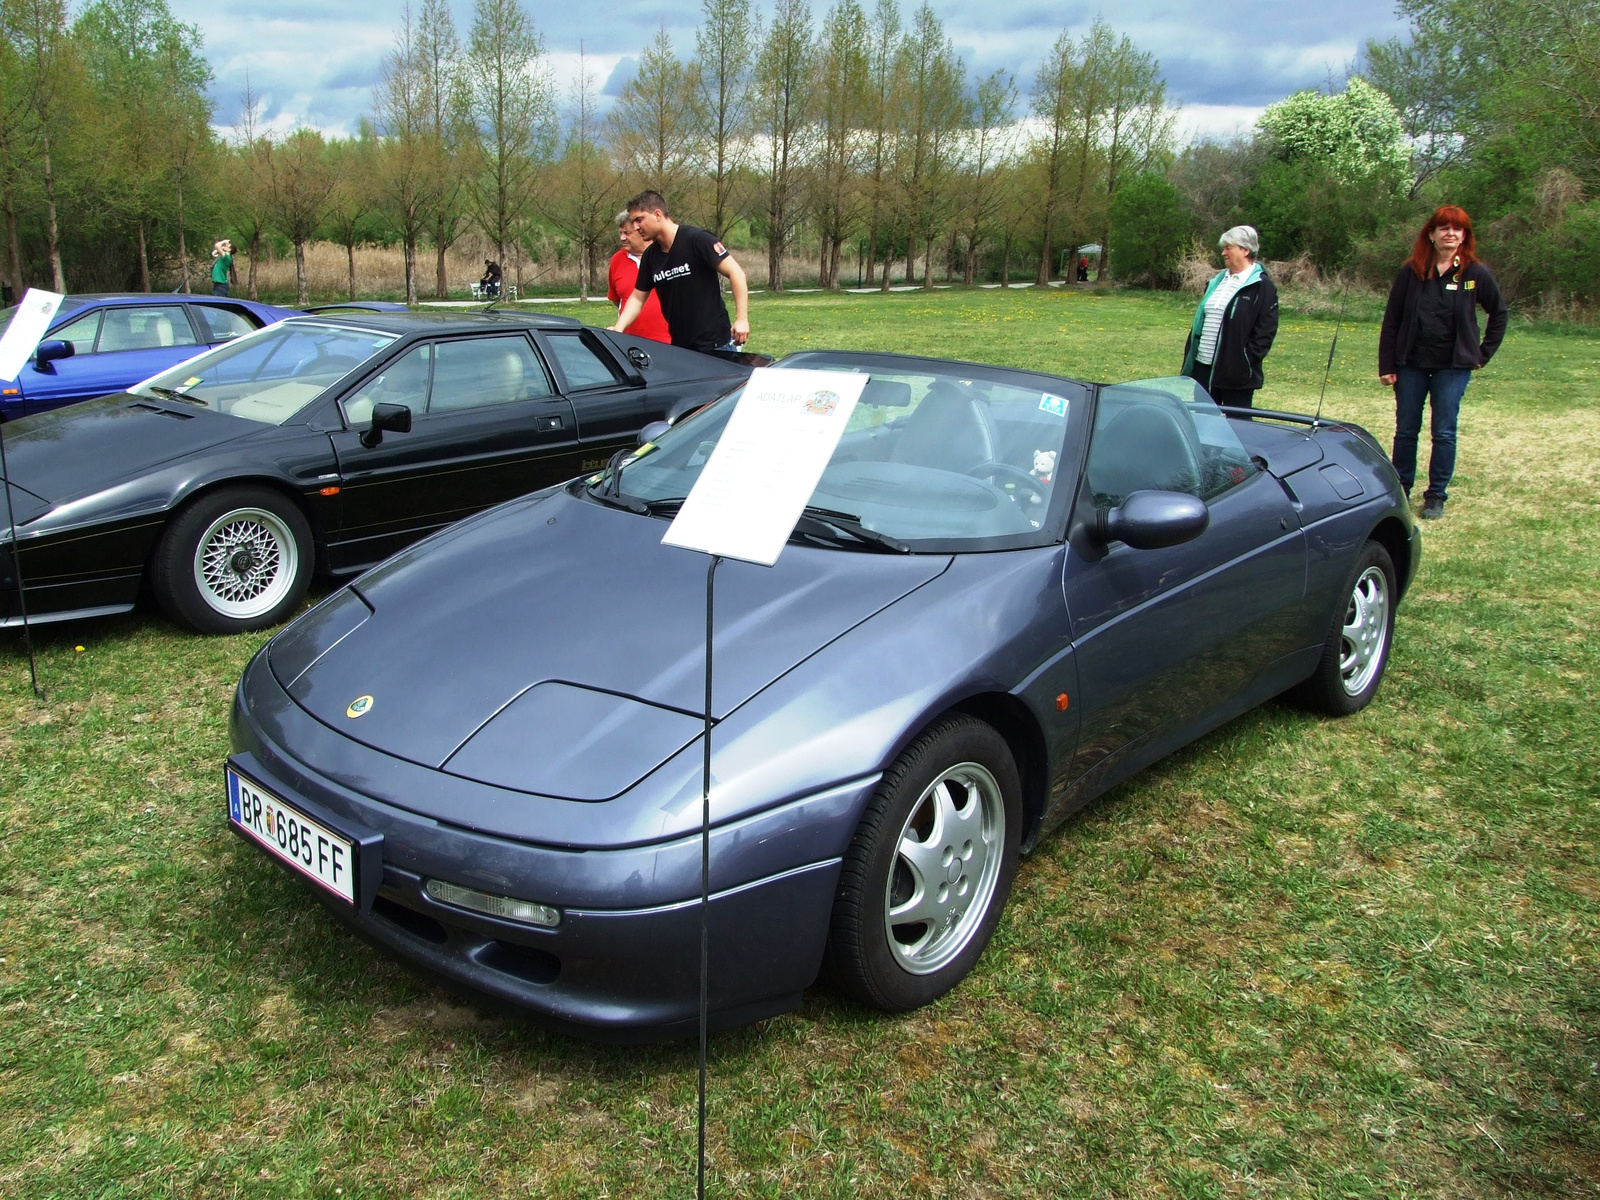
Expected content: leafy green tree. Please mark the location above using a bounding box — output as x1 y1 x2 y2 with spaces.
894 3 965 288
6 0 76 290
466 0 554 266
539 48 620 301
418 0 470 299
1109 171 1189 285
807 0 868 290
266 127 337 305
752 0 812 291
957 70 1017 286
1259 76 1410 186
607 26 698 199
375 8 430 303
692 0 757 236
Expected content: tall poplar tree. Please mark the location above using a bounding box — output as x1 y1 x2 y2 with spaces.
607 26 697 199
693 0 756 236
752 0 812 290
466 0 553 266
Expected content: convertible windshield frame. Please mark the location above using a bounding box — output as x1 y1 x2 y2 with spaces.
130 319 397 426
598 355 1092 553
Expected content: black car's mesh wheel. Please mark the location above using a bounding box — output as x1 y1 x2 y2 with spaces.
151 486 312 635
824 714 1022 1012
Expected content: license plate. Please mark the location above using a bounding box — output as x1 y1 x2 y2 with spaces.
228 769 357 904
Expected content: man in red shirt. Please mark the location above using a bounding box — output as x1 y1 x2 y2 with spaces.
607 210 669 343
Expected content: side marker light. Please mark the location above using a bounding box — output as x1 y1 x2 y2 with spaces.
1056 693 1069 712
319 486 341 496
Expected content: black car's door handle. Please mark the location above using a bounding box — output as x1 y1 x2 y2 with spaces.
536 415 563 431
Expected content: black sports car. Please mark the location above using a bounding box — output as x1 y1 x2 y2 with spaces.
0 311 756 633
227 354 1421 1039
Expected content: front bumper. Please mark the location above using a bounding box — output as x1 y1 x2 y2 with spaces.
229 657 877 1039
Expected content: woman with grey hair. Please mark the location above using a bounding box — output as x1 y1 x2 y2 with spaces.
1180 225 1280 408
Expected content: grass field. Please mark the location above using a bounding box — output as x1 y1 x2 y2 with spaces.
2 288 1596 1198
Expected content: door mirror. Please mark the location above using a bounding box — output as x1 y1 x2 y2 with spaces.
361 401 412 447
638 420 671 447
34 339 74 367
1095 490 1209 550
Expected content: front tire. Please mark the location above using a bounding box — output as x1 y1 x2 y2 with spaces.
825 715 1021 1012
1291 539 1396 715
152 486 312 634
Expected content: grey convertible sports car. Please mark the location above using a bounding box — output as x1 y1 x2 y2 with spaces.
228 351 1419 1038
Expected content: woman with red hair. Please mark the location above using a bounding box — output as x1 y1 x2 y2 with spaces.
1378 205 1508 519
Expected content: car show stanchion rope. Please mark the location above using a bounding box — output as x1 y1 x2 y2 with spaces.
699 553 722 1200
0 421 44 700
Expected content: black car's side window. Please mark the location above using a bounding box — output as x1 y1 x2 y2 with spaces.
543 332 623 390
192 304 257 343
1087 379 1258 507
95 306 199 353
52 311 102 354
427 337 552 413
343 344 433 427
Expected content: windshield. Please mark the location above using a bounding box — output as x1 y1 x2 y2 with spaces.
608 363 1083 548
131 321 395 425
0 296 86 344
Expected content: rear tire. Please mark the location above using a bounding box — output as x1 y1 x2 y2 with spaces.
1290 539 1396 715
152 486 312 635
824 715 1021 1012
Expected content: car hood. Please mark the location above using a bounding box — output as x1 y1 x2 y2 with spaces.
267 487 951 799
0 394 252 502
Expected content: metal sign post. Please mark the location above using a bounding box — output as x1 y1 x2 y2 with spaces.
659 367 869 1196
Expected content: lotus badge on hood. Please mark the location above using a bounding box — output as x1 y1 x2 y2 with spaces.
347 695 373 718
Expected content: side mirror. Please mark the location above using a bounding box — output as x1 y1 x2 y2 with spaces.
34 339 74 367
361 402 412 448
1095 490 1209 550
638 420 671 447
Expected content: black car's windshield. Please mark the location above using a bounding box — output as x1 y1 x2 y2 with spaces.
131 321 395 425
608 363 1082 547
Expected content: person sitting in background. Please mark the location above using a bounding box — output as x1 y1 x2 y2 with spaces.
479 260 502 299
607 210 669 343
1378 205 1508 520
1180 225 1279 409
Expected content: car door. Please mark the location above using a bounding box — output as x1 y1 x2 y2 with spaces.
189 302 264 346
1060 382 1307 793
324 333 579 572
19 303 204 413
536 328 662 475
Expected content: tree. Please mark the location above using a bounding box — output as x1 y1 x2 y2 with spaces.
539 47 620 301
608 26 698 200
752 0 812 290
692 0 756 236
807 0 868 290
418 0 470 299
862 0 900 286
7 0 75 290
374 8 429 303
1095 30 1174 279
1109 172 1188 285
1259 76 1410 187
894 4 965 288
466 0 554 266
266 127 337 305
323 132 380 300
1030 28 1081 287
957 70 1017 286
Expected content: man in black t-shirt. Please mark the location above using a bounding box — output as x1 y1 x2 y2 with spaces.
610 191 749 354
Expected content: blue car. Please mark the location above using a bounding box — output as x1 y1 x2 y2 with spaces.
228 352 1420 1039
0 293 299 420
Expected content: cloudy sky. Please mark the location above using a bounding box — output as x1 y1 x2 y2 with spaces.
170 0 1408 145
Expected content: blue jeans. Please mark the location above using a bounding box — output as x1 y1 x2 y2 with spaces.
1392 367 1471 502
212 281 229 296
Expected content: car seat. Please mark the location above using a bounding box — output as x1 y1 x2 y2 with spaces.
890 381 999 474
1087 395 1202 503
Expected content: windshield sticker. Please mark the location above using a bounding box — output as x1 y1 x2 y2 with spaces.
180 376 202 390
1039 392 1069 417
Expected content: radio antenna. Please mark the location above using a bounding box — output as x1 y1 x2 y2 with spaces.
1315 280 1350 424
0 420 44 699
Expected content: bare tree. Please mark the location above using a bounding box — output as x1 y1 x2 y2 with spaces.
863 0 901 286
753 0 813 290
466 0 553 266
324 131 378 300
958 70 1017 286
7 0 73 290
693 0 757 236
607 25 698 198
419 0 469 298
539 47 620 301
266 127 337 305
1030 29 1081 286
895 4 966 289
808 0 868 290
374 7 429 303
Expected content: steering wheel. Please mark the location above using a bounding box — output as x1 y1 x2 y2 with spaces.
967 461 1050 504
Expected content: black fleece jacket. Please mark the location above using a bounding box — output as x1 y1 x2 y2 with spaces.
1378 260 1508 376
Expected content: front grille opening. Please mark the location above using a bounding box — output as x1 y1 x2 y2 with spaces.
476 940 560 985
373 895 448 944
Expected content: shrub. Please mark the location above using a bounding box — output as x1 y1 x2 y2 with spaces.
1109 173 1192 287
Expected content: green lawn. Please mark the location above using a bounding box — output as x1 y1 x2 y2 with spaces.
2 288 1596 1198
